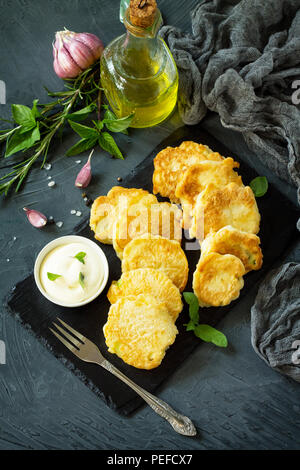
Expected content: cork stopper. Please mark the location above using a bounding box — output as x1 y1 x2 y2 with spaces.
129 0 157 28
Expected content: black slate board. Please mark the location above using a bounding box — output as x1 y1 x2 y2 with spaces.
6 126 299 416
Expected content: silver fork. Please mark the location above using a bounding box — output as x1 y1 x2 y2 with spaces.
50 318 197 436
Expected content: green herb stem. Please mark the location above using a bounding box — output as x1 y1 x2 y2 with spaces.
0 62 109 195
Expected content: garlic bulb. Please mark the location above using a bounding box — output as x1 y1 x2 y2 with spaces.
53 29 104 79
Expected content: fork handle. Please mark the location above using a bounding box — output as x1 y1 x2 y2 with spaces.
101 359 197 436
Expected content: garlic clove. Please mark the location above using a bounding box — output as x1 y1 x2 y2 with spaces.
23 207 48 228
75 33 104 60
54 44 82 79
75 150 94 188
64 38 96 70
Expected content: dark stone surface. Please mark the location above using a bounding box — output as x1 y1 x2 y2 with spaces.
0 0 299 450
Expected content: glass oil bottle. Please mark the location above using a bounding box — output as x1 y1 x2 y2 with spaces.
101 0 178 128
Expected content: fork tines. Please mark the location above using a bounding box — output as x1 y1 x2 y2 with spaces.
50 318 85 354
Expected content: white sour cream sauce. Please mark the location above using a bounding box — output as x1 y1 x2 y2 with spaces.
40 242 104 304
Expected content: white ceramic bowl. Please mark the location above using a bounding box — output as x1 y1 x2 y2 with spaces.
34 235 109 308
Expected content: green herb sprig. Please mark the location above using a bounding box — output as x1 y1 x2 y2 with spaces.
47 272 62 281
183 292 228 348
0 62 134 196
74 252 87 264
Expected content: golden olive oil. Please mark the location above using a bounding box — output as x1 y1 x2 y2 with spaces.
101 4 178 128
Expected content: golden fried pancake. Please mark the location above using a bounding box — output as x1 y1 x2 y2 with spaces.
90 187 155 244
201 226 263 273
153 142 223 202
107 268 183 321
190 183 260 240
175 158 243 229
103 294 178 369
179 141 213 155
122 235 189 292
113 201 182 259
90 195 113 244
193 252 245 307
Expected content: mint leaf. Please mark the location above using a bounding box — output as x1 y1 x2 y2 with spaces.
194 324 228 348
183 292 228 347
250 176 268 197
12 104 36 129
79 272 85 289
99 132 124 159
103 113 134 133
47 272 62 281
69 121 98 139
68 104 96 122
183 292 199 324
66 137 98 157
183 292 198 305
185 320 197 332
5 125 40 158
74 252 86 264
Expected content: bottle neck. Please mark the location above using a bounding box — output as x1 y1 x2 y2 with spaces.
120 30 160 79
123 6 162 39
115 7 164 80
122 29 157 51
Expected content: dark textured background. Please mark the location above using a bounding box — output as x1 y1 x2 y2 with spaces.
0 0 299 450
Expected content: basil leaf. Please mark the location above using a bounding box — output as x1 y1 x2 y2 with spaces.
68 104 96 122
104 108 117 121
194 324 228 348
31 99 41 119
98 132 124 159
183 292 199 324
69 121 98 139
19 125 36 135
250 176 268 197
47 272 62 281
66 137 98 157
93 120 104 131
79 272 85 289
11 104 36 128
103 113 134 133
74 252 86 264
5 125 40 158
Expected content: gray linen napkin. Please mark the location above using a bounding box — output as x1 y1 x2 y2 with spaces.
251 263 300 382
160 0 300 227
160 0 300 381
